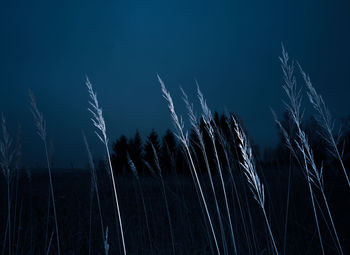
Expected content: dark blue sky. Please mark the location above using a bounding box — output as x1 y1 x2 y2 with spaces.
1 0 350 167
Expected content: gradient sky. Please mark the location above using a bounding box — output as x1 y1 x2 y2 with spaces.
1 0 350 167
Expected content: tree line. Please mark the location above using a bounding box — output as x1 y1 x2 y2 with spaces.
109 111 350 177
110 112 246 176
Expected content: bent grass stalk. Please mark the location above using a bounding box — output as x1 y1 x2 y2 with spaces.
29 91 61 255
232 116 279 255
221 124 253 254
181 88 230 255
295 78 347 250
85 77 127 255
295 119 344 254
158 75 221 255
83 132 105 250
104 226 110 255
0 115 16 255
283 153 292 255
299 66 350 188
46 231 54 255
15 199 23 254
183 146 217 255
224 113 256 254
296 124 344 254
151 144 176 255
83 131 98 255
88 175 93 255
270 110 295 254
278 47 324 254
128 155 154 255
44 184 51 252
197 85 238 254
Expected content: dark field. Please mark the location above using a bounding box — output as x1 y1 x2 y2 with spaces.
1 164 349 254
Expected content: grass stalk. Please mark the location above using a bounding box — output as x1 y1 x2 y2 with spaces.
299 66 350 188
159 75 221 255
283 154 292 255
128 156 154 255
197 86 238 254
232 116 279 255
182 88 230 254
0 115 13 255
29 91 61 255
86 77 127 255
83 131 106 251
277 46 324 254
151 144 176 255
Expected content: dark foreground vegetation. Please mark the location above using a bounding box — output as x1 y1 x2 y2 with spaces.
0 154 349 254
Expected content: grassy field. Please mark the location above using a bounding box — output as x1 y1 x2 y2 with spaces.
0 166 348 254
1 48 349 254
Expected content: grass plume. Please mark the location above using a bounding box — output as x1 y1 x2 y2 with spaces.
159 74 221 255
86 77 127 255
278 46 324 254
232 115 279 255
299 64 350 188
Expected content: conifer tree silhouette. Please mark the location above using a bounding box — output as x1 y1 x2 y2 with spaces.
144 130 160 174
160 129 177 174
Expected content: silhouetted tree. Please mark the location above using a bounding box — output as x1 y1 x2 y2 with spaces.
160 129 177 174
111 135 128 175
175 145 190 175
189 128 206 174
221 112 242 171
219 114 231 139
128 130 143 173
213 111 220 127
272 110 297 166
144 130 160 175
304 117 329 169
212 111 228 169
199 116 216 172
